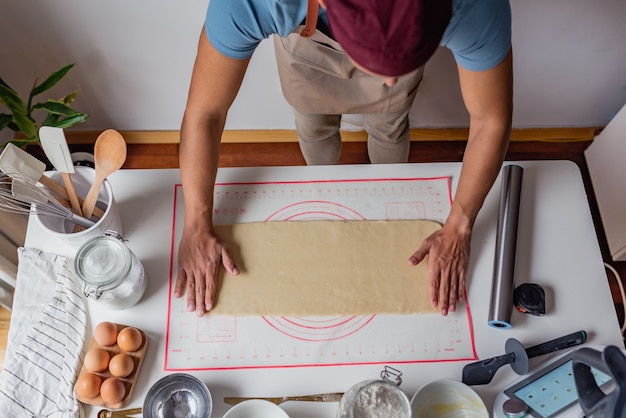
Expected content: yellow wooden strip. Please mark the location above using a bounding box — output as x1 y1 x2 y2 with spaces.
64 127 601 145
0 307 11 372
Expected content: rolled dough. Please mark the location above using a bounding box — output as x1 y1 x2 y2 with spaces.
211 219 441 316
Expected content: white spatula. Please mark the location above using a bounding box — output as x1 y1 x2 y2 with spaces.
0 143 67 197
38 126 82 216
0 143 104 218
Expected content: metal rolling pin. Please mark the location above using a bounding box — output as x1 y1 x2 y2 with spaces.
488 164 524 329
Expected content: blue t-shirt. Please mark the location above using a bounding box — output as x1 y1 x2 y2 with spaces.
205 0 511 71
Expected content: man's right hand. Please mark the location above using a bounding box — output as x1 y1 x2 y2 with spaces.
177 28 249 317
175 225 239 317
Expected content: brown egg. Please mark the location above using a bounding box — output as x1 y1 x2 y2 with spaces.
94 322 118 347
117 327 143 352
100 377 127 405
109 353 135 378
84 347 110 373
75 372 102 399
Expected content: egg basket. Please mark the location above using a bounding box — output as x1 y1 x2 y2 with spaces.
74 323 148 409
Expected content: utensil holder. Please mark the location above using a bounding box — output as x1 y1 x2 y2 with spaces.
36 166 123 249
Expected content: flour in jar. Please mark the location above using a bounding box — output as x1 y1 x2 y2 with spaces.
83 245 119 276
75 235 147 310
352 383 410 418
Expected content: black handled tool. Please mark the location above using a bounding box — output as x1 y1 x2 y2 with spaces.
462 330 587 385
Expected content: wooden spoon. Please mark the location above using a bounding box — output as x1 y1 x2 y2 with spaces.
81 129 127 220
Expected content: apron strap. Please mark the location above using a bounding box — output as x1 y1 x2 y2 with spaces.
300 0 319 38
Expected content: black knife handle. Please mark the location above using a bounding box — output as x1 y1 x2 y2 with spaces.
525 330 587 359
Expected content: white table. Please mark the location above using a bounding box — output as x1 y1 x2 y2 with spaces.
22 160 624 417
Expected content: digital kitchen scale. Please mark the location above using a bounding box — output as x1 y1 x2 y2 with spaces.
493 346 618 418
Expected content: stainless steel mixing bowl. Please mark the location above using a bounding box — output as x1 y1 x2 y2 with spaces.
143 373 212 418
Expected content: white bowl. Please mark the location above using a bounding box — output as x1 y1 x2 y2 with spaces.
411 379 488 418
223 400 290 418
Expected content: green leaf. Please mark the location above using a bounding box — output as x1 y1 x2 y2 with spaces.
0 84 28 114
62 89 79 105
11 111 36 139
30 63 75 98
42 113 60 126
33 99 81 116
0 77 11 90
6 137 39 149
0 113 12 130
49 113 89 129
1 64 87 142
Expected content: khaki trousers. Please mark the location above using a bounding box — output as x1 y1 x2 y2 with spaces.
273 27 423 165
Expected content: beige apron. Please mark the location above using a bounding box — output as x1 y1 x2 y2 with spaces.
273 8 423 115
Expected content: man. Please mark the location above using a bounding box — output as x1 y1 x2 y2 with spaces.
175 0 513 317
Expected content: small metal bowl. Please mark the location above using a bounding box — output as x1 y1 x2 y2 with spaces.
143 373 212 418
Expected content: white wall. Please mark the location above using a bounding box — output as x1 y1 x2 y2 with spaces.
585 102 626 261
1 0 625 136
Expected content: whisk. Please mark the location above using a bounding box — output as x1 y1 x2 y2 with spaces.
0 173 95 228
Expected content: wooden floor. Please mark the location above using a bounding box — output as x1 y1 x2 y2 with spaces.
1 139 624 371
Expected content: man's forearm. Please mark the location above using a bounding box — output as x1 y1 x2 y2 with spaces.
179 115 224 229
447 120 510 231
452 49 513 231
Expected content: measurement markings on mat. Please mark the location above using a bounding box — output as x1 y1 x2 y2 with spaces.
166 176 476 371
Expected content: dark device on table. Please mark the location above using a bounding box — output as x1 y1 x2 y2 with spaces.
500 348 616 418
572 345 626 418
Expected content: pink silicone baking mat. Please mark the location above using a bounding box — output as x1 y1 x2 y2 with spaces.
166 177 476 371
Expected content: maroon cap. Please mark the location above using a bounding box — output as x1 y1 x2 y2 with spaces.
325 0 452 77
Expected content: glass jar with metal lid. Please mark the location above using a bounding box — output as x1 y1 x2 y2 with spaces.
337 366 411 418
74 231 146 310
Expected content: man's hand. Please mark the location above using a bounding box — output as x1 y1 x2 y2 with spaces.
177 29 249 317
408 224 471 316
175 226 239 317
409 48 512 316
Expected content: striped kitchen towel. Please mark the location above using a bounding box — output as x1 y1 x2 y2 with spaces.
0 247 87 418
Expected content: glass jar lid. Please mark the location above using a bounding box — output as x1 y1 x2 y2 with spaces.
75 235 131 291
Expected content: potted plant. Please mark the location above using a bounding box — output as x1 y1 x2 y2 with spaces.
0 63 88 150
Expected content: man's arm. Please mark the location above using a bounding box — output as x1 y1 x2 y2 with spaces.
453 47 513 243
175 28 251 316
409 49 513 315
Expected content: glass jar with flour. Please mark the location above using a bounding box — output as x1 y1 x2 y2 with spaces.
337 379 411 418
74 231 146 310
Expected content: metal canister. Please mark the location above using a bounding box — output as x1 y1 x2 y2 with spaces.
74 231 146 310
502 399 528 418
